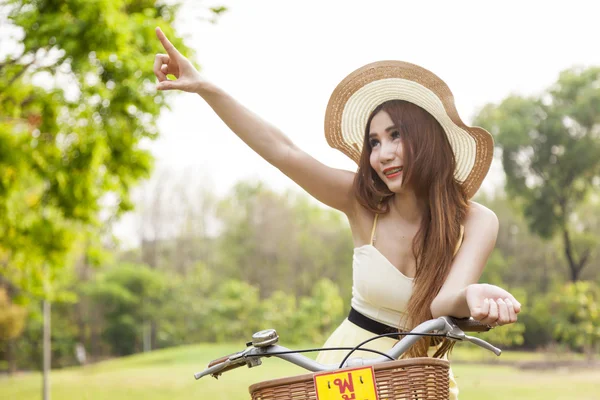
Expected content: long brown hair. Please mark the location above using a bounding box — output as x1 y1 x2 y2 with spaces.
354 100 469 358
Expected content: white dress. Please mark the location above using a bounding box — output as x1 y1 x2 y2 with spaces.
316 215 462 399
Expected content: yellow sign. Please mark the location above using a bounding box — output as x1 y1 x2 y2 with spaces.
314 366 379 400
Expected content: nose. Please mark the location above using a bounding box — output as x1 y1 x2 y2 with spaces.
379 140 398 164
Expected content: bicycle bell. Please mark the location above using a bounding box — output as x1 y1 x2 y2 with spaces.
251 329 279 347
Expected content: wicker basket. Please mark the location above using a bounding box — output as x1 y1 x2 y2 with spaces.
249 357 450 400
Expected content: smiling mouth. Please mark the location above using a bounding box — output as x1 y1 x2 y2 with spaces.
383 166 403 177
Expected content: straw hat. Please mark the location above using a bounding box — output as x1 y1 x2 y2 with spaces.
324 60 493 198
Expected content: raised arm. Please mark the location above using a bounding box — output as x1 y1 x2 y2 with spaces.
153 27 356 214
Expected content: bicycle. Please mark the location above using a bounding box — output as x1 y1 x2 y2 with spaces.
194 316 501 400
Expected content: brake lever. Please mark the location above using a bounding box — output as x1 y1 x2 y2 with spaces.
463 335 502 356
438 316 466 341
438 317 502 356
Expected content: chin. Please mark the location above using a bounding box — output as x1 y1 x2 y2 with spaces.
385 180 405 193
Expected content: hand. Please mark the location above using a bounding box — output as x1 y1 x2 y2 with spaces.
153 27 204 93
465 283 521 327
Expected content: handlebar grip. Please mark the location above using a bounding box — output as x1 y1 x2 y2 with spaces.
208 353 239 367
204 352 247 377
215 362 246 374
451 317 492 332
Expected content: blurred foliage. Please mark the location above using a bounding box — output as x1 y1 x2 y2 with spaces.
214 181 353 299
84 263 168 355
4 175 600 371
549 281 600 356
0 0 183 298
475 66 600 281
0 0 225 371
0 288 27 340
0 3 598 371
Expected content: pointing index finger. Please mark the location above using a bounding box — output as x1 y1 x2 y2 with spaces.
155 27 181 58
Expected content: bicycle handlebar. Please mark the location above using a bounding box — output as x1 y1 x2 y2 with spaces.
194 316 501 380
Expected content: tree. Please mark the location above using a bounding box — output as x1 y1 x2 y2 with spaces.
0 288 27 373
0 0 225 380
84 263 168 356
0 0 187 295
475 192 572 293
548 281 600 357
215 181 353 298
474 66 600 281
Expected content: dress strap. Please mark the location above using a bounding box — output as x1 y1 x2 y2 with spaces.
370 214 379 245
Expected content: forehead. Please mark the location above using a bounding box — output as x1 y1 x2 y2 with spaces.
369 110 395 134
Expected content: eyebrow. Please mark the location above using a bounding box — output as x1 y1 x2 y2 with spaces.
369 125 398 138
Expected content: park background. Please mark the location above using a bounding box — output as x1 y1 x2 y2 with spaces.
1 0 600 399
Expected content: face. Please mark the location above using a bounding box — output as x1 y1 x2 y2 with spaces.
368 110 405 192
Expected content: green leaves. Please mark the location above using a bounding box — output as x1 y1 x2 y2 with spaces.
0 0 200 300
474 66 600 280
0 288 27 341
215 181 353 298
84 263 168 355
549 282 600 352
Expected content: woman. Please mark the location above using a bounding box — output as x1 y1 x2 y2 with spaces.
153 27 521 398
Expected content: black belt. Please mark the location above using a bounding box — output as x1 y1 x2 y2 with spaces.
348 307 402 340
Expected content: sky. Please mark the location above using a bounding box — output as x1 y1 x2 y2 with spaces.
143 0 600 192
114 0 600 246
4 1 600 246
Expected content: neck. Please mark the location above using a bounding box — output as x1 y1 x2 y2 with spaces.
388 189 426 224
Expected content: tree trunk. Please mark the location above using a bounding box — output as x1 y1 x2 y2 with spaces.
90 310 100 362
143 321 151 353
76 302 87 353
43 299 51 400
7 339 16 375
562 227 587 282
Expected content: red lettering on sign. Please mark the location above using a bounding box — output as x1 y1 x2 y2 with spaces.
333 373 355 394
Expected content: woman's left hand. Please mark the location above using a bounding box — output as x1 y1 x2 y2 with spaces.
465 283 521 327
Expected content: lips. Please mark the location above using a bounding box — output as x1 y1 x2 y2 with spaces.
383 166 403 177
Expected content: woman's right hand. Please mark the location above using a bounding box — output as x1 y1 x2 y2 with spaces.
153 27 204 93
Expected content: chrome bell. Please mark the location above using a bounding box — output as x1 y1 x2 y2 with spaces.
251 329 279 347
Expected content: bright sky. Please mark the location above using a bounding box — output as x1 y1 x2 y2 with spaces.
9 0 600 245
113 0 600 246
146 0 600 190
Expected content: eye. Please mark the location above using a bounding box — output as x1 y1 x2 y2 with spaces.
391 130 402 140
369 138 380 148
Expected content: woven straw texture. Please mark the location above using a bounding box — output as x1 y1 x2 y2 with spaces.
249 358 450 400
324 60 493 199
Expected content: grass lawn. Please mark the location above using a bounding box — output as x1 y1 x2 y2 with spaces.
1 343 598 400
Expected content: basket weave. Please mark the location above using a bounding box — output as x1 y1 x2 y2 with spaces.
249 357 450 400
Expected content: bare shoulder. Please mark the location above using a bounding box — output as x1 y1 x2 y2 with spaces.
345 198 377 245
466 201 498 221
464 201 499 238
